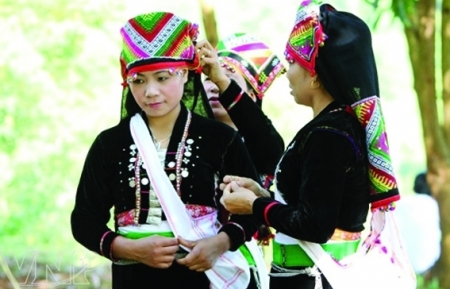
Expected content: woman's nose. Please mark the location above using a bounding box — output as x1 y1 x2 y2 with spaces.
145 82 159 98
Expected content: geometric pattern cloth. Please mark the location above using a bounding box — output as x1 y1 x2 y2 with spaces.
352 96 400 209
216 33 286 98
120 12 200 78
284 0 327 76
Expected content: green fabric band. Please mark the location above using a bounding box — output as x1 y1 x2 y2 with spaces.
238 244 256 266
118 230 175 239
272 239 360 267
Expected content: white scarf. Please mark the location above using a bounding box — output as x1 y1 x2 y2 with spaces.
130 113 252 289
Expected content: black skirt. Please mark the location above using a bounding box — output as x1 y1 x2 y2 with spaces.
269 264 332 289
111 261 260 289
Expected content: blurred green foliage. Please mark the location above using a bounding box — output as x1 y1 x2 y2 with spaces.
0 0 122 264
0 0 428 287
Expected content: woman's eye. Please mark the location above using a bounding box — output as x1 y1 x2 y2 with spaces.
129 78 144 84
158 76 169 81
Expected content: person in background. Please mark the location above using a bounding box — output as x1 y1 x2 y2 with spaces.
200 33 285 191
395 172 441 276
198 32 286 288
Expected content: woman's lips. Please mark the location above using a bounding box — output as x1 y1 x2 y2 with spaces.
147 102 162 108
208 97 221 106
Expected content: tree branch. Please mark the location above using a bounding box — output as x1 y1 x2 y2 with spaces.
198 0 219 47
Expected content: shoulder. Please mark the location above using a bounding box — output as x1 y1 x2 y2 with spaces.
91 119 131 148
191 113 238 138
303 109 363 145
293 106 366 159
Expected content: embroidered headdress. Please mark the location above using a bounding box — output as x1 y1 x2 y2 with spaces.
119 12 212 119
285 0 327 76
216 33 286 99
287 1 400 209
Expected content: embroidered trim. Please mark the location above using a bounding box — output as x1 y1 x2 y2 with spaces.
263 201 279 226
330 228 361 241
175 111 192 195
226 90 244 111
99 231 111 257
134 154 142 225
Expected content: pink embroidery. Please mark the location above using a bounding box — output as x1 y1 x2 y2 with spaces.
186 204 216 219
116 205 216 226
117 210 135 227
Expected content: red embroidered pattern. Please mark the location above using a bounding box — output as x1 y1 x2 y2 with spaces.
186 204 216 218
117 210 135 227
116 205 216 226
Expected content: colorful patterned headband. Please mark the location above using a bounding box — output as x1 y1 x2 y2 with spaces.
216 33 286 98
285 0 327 75
120 12 200 82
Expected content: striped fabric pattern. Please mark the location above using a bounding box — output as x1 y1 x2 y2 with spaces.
216 33 286 98
284 0 327 76
120 12 199 70
352 96 400 208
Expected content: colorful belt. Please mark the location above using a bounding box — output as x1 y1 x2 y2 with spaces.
272 239 360 267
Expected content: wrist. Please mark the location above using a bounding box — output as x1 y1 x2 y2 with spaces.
247 195 258 211
217 231 232 252
214 77 231 92
111 236 136 261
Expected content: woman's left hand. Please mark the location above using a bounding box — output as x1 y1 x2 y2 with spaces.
220 181 258 214
176 232 230 271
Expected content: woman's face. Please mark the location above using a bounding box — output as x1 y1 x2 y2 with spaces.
286 61 313 106
203 67 254 119
128 69 188 118
203 76 226 119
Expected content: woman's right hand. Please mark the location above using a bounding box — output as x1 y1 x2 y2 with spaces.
112 235 179 269
195 39 231 91
133 235 180 268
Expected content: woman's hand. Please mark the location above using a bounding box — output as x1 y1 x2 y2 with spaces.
220 181 258 214
176 232 230 271
221 175 270 197
195 39 231 91
112 235 179 269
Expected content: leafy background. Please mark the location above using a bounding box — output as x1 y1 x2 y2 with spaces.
0 0 425 287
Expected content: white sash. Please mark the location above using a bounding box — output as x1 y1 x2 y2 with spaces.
245 239 269 289
130 113 251 289
273 188 416 289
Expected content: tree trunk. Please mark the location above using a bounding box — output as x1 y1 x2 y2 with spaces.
403 0 450 287
436 0 450 288
443 0 450 145
198 0 219 47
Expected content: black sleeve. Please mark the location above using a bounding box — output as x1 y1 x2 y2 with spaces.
218 133 261 251
219 80 285 177
252 131 357 243
70 135 118 260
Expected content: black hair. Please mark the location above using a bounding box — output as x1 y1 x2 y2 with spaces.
413 173 431 196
